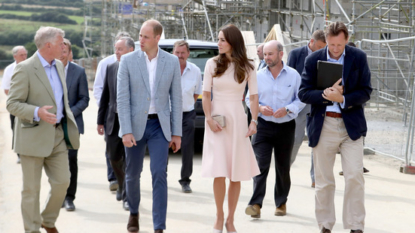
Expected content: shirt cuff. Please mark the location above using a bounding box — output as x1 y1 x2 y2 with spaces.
340 96 346 109
34 107 40 122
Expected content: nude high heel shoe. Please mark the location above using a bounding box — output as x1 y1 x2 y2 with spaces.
225 223 237 233
213 229 223 233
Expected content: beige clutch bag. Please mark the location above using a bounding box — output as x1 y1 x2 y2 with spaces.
212 115 226 128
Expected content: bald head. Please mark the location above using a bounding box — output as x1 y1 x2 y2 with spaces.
257 44 264 60
263 40 284 69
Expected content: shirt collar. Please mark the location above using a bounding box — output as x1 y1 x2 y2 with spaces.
307 43 313 55
266 61 288 76
326 46 346 61
184 61 191 71
37 51 56 67
143 48 160 62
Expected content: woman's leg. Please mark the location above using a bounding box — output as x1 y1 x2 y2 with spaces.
213 177 226 230
226 180 241 232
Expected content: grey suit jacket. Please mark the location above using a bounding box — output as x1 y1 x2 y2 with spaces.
66 62 89 134
117 49 182 141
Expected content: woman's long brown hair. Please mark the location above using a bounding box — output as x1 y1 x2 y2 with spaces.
213 24 254 84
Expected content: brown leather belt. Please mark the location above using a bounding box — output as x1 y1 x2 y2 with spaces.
326 112 342 118
54 122 61 128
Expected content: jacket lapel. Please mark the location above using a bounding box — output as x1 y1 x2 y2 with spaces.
153 49 165 93
66 62 74 91
138 52 151 94
342 46 355 87
33 55 56 105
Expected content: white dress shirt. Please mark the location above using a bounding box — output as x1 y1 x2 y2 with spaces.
93 54 117 106
1 61 16 90
181 61 202 112
64 63 69 79
144 49 160 114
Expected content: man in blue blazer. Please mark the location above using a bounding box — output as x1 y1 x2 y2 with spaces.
298 22 372 233
59 38 90 211
117 19 182 233
287 30 326 188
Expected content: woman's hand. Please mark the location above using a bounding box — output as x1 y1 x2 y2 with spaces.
246 121 257 137
207 118 223 133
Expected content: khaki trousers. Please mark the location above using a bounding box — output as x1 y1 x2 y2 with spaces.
313 116 365 231
20 125 70 233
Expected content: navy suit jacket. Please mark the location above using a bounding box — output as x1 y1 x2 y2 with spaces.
97 61 119 136
298 45 372 147
287 45 308 74
66 62 90 134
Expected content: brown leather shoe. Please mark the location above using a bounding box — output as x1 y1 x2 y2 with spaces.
321 227 331 233
154 230 163 233
245 204 261 218
41 224 59 233
275 204 286 216
127 214 139 232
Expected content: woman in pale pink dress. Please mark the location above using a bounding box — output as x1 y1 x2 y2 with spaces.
201 24 260 233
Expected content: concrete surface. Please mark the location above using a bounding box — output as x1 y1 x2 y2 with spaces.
1 90 414 233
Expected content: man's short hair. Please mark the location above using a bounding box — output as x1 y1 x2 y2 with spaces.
348 41 356 47
173 40 189 52
311 30 326 43
63 38 72 52
115 31 131 41
12 46 27 55
143 19 163 37
119 37 135 50
34 26 65 49
325 21 349 40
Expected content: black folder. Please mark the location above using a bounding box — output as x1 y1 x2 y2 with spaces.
317 60 343 90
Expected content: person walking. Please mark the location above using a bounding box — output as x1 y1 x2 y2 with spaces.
172 40 203 193
299 21 372 233
6 26 80 233
117 19 182 233
201 24 260 233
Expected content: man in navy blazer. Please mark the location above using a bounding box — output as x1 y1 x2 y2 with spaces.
298 22 371 233
287 30 326 188
59 38 90 211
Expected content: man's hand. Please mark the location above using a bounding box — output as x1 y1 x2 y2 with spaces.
260 105 274 116
122 133 137 148
246 121 257 137
332 78 343 94
323 87 344 103
97 125 104 135
273 107 287 118
169 135 181 153
38 105 57 125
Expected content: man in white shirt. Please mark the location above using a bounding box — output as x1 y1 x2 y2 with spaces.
92 31 130 191
172 40 202 193
1 45 27 163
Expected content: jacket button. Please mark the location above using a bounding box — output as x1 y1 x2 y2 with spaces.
322 114 324 117
145 111 147 114
147 97 150 101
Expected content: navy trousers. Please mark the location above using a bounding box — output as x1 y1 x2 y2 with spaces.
179 110 195 185
125 118 169 230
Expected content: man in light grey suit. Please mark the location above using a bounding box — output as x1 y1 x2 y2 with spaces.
117 19 182 233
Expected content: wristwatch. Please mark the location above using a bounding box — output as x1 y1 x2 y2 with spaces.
251 119 258 126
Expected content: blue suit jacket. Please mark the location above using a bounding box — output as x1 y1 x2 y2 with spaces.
298 46 372 147
66 62 90 134
287 45 308 75
117 49 182 141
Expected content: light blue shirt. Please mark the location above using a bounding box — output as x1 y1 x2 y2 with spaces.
34 52 64 123
246 61 305 123
181 61 202 112
326 48 346 113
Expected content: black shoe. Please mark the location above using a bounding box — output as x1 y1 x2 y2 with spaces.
64 199 75 211
116 188 122 201
181 183 192 193
321 227 331 233
363 167 369 173
351 230 363 233
123 201 130 211
339 171 344 176
109 180 118 191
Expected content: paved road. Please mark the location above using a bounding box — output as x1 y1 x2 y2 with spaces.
0 90 414 233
